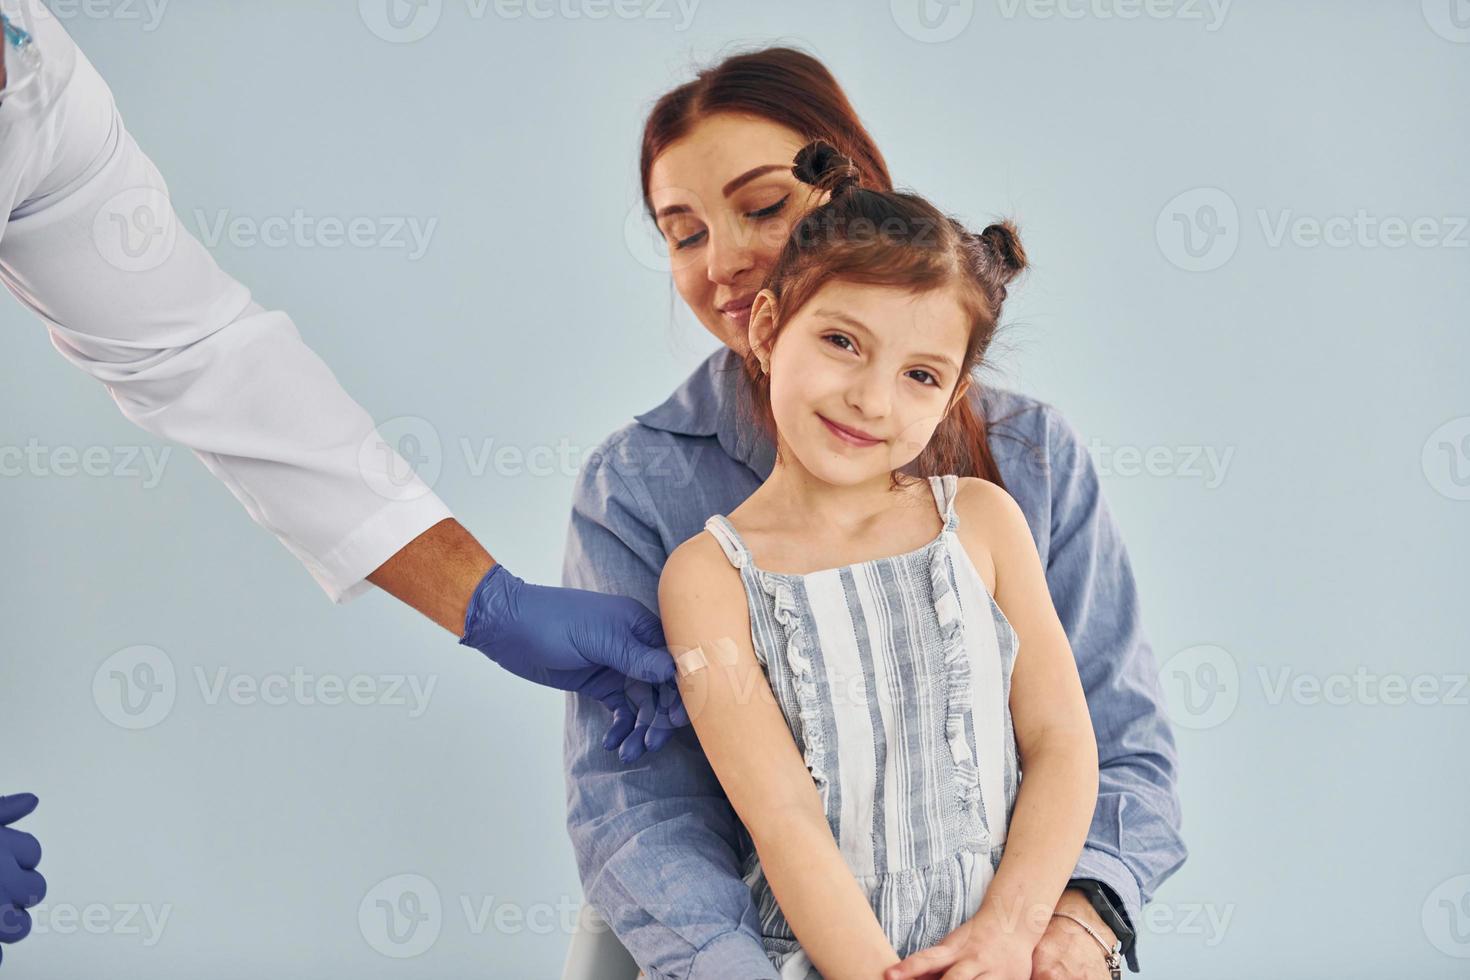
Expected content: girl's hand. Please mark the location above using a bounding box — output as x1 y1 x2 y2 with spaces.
882 919 1035 980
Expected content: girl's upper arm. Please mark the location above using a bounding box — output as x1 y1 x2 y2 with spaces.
956 479 1095 753
657 534 829 835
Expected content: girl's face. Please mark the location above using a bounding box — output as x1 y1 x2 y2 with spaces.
748 280 973 487
647 113 828 350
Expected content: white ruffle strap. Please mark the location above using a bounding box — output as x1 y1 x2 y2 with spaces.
757 569 830 805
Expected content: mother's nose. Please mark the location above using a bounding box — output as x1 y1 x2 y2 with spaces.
704 221 758 285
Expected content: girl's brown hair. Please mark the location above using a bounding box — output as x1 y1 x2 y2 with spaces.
744 140 1027 489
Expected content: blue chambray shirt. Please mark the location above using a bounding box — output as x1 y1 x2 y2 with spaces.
561 346 1185 979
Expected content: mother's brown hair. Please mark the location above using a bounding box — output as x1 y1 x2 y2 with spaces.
640 47 1015 487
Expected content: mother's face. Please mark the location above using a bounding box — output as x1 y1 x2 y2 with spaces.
647 113 828 352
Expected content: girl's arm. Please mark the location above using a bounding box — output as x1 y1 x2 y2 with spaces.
965 477 1100 954
890 478 1100 980
658 533 901 980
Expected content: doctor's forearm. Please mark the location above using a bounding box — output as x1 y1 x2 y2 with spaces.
366 518 495 634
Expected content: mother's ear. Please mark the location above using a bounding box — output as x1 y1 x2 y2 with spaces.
747 289 780 373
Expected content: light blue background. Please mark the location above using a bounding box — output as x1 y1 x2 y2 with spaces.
2 1 1466 976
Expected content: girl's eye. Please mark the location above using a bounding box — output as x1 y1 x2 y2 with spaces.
747 195 789 220
823 333 856 352
673 229 707 251
908 369 940 387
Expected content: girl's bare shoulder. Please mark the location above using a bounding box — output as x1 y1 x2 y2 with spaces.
658 526 746 611
950 476 1034 591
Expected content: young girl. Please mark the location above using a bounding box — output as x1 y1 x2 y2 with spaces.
656 141 1100 980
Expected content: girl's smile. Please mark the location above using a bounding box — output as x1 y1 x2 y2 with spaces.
818 413 884 448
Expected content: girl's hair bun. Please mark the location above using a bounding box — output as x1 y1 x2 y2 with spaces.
972 220 1028 290
792 139 862 198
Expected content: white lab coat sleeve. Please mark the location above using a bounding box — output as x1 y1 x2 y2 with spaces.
0 37 454 604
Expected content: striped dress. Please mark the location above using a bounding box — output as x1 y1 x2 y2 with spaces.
702 474 1021 978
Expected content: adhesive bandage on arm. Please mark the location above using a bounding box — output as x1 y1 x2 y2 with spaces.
675 646 709 677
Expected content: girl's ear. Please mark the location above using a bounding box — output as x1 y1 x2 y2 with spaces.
946 374 972 414
747 289 779 372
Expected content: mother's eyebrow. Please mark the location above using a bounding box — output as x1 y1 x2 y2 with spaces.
653 164 791 219
722 164 788 197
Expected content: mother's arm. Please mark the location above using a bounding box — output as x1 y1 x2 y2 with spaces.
1033 405 1189 971
561 448 779 980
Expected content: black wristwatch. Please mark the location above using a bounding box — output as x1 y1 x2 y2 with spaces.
1068 877 1138 973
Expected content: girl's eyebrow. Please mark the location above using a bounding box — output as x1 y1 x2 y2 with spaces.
654 164 789 219
812 308 960 372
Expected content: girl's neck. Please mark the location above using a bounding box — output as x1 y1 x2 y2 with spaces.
754 442 917 536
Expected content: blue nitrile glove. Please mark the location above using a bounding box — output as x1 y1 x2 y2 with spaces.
459 563 690 759
616 679 689 763
0 793 45 967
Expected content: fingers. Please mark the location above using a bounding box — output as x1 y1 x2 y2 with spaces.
616 603 675 685
601 701 636 752
939 961 985 980
627 606 666 650
662 684 690 728
642 684 681 754
886 942 963 979
0 795 37 827
0 794 44 953
0 853 45 925
0 829 39 872
621 643 676 685
0 905 31 945
616 680 658 763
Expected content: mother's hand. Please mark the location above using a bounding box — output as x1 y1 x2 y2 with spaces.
1028 891 1117 980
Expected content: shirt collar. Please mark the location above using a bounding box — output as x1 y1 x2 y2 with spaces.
634 346 777 479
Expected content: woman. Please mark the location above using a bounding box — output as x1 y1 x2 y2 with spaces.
560 47 1184 980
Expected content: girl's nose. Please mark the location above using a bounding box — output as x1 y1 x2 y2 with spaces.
846 371 891 420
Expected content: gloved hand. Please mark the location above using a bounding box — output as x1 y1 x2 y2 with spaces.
0 793 45 967
459 563 691 759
